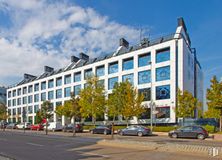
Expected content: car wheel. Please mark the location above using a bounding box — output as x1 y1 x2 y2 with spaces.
137 132 143 137
90 130 94 134
171 133 178 138
197 134 205 140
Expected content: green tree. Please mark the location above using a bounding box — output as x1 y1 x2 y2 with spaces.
107 81 144 127
35 110 43 124
176 89 202 124
78 76 106 125
205 76 222 131
40 101 53 135
55 95 81 136
0 102 7 131
121 81 145 126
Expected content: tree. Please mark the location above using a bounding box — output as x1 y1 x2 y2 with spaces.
205 76 222 131
55 95 81 136
121 81 145 126
40 101 53 135
78 76 106 125
107 81 144 127
176 89 202 124
0 102 7 131
35 110 43 124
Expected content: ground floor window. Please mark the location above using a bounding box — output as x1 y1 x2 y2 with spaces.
156 107 170 118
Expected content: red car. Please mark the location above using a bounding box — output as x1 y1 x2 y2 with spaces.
31 124 44 131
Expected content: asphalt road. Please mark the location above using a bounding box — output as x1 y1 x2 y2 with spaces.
0 131 220 160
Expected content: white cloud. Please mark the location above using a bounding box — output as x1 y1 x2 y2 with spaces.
0 0 141 86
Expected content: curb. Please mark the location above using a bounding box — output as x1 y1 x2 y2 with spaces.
97 139 222 157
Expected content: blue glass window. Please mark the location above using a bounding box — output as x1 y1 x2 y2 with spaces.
123 58 134 70
48 91 54 100
17 89 21 96
109 62 118 74
65 74 71 84
64 87 71 97
156 85 170 100
84 69 93 79
74 72 81 82
23 87 27 94
96 65 105 77
28 85 33 93
138 53 151 67
28 106 33 114
156 48 170 63
41 92 46 101
12 99 16 106
8 91 11 98
28 95 33 104
34 83 39 92
48 79 54 88
34 105 39 113
56 89 62 99
74 85 81 96
56 77 62 86
34 94 39 102
98 80 105 87
108 77 118 90
156 66 170 81
12 90 16 97
17 98 21 105
138 70 151 84
138 88 151 101
41 82 46 90
23 97 27 104
122 74 134 85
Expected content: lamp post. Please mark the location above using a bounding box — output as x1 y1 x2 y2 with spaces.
149 61 153 134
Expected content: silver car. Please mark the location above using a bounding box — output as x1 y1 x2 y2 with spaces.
118 125 151 137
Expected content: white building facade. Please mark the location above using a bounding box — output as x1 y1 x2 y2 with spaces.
6 18 203 125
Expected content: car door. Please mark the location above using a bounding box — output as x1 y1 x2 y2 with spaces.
180 126 193 138
126 126 136 135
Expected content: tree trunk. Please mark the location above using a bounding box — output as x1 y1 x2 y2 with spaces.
92 117 96 127
126 118 129 127
73 116 76 137
111 116 115 139
46 120 48 135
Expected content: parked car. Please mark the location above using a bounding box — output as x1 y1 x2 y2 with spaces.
16 122 31 129
168 126 209 140
63 123 83 132
90 125 112 135
44 122 63 132
31 124 44 131
6 123 17 129
118 125 151 137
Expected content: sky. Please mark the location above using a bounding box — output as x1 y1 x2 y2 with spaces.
0 0 222 92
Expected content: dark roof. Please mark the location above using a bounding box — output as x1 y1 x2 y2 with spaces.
9 33 177 88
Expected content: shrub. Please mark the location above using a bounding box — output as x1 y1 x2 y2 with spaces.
202 125 216 133
152 126 178 132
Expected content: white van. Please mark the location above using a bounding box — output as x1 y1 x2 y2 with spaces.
44 122 63 132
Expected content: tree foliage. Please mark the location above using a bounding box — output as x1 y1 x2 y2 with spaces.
107 80 144 126
205 76 222 131
176 89 202 118
78 76 106 125
0 102 7 121
40 101 53 135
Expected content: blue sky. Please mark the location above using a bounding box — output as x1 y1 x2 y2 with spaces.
0 0 221 92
